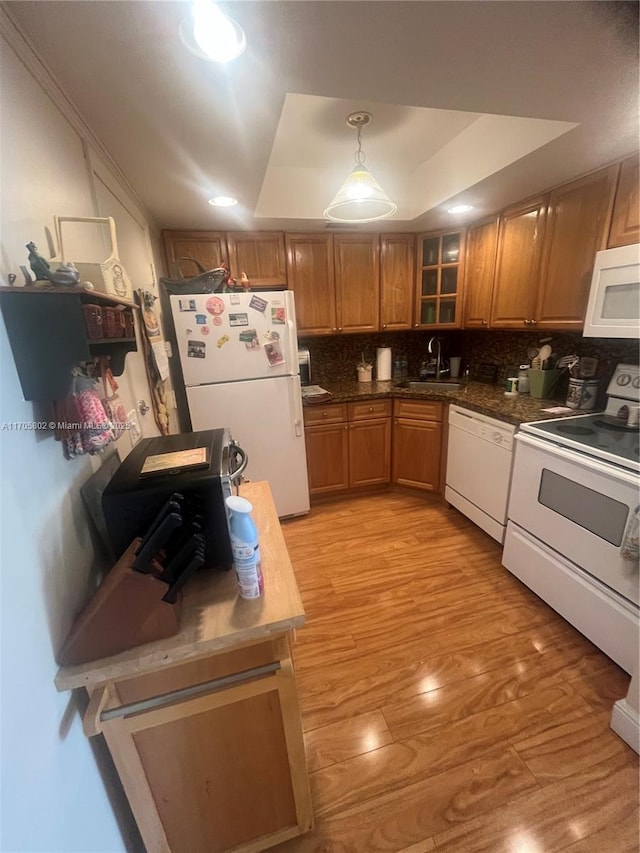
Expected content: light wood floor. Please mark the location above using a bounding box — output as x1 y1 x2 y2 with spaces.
275 491 639 853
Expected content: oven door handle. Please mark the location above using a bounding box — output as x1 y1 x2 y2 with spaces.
229 442 248 482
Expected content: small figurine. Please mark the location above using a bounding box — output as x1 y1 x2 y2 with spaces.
240 271 251 290
25 242 51 282
49 261 80 287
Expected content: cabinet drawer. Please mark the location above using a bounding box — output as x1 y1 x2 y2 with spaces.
348 399 392 421
303 403 348 425
393 399 443 422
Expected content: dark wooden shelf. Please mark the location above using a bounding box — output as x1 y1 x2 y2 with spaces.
0 287 139 400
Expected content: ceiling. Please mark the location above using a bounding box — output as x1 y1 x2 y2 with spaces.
7 1 639 233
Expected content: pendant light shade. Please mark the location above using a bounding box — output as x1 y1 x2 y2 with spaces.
324 112 397 223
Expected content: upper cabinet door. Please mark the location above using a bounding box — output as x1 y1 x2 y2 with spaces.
463 217 498 329
608 156 640 248
286 233 337 335
414 230 465 329
380 234 415 331
162 231 228 278
536 165 618 330
226 232 287 288
491 196 547 329
334 235 380 333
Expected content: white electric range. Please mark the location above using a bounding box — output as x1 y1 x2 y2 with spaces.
503 363 639 674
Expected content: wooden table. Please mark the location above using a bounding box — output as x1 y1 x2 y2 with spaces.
55 482 312 853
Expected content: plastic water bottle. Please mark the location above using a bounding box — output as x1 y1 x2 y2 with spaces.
225 496 264 599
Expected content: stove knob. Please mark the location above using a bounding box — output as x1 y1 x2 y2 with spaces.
617 373 631 386
633 376 640 389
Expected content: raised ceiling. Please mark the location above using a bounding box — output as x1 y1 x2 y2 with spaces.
6 1 639 232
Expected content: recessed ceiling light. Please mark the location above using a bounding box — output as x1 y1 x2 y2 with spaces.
209 196 238 207
180 1 247 63
448 204 475 214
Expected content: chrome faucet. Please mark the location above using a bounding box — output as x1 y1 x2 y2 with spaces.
427 336 444 381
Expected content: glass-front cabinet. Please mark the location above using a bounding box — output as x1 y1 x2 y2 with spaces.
415 230 465 328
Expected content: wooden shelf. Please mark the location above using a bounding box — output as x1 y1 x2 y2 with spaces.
0 287 139 400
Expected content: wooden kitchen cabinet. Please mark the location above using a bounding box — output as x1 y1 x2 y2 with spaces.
490 195 548 329
415 230 465 329
55 482 312 853
0 286 138 400
348 400 392 487
380 233 415 330
608 155 640 248
334 234 381 333
286 233 337 335
226 232 287 288
535 165 619 330
304 400 391 494
463 217 499 329
162 230 228 278
289 233 381 335
392 399 443 493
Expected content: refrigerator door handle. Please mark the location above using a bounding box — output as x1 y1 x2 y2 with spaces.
290 375 304 437
285 291 299 372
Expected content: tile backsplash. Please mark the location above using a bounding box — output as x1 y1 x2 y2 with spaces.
299 329 638 403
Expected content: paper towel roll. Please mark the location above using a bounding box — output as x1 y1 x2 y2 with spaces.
376 347 392 381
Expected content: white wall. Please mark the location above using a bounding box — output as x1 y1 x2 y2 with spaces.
0 18 165 852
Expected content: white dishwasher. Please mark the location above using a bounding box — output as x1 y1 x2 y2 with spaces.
445 405 516 544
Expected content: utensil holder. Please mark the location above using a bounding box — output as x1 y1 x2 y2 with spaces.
357 365 373 382
528 368 562 399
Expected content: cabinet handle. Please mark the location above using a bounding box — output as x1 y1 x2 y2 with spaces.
338 327 343 332
482 320 488 326
332 327 337 332
414 323 419 328
344 425 348 430
322 411 328 417
99 662 282 724
382 323 387 329
524 319 530 325
368 406 373 412
530 319 537 324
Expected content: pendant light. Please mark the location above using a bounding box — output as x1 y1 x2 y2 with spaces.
324 112 397 223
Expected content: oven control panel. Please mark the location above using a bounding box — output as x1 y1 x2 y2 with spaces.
607 364 640 401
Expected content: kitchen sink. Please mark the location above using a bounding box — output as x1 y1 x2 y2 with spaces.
395 380 462 392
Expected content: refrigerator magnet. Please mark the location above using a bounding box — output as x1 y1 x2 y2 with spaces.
213 316 223 326
195 313 208 325
216 334 230 348
264 341 285 366
206 296 225 316
201 326 210 336
187 340 206 358
230 293 241 305
186 328 193 335
271 307 286 324
239 328 257 342
179 298 197 312
264 330 280 342
229 312 249 327
249 294 268 313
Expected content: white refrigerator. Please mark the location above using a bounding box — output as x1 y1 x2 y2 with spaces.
169 290 310 517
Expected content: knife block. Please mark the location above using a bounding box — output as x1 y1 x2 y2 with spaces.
57 539 182 666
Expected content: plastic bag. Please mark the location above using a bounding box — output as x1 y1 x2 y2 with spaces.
100 361 128 441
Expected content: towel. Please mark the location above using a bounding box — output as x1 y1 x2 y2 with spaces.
621 505 640 563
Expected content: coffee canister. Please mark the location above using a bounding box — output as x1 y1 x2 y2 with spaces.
566 378 599 410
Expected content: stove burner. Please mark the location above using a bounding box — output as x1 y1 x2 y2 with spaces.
593 418 638 433
557 424 596 436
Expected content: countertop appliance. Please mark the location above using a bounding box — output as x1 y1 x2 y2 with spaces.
503 363 640 673
169 291 309 518
298 348 311 386
583 242 640 338
102 428 246 570
445 405 516 544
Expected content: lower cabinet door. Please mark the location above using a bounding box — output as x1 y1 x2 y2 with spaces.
305 422 349 494
348 418 391 487
392 417 443 492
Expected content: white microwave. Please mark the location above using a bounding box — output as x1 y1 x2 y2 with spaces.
583 243 640 338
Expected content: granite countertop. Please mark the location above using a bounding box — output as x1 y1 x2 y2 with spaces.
305 379 576 426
